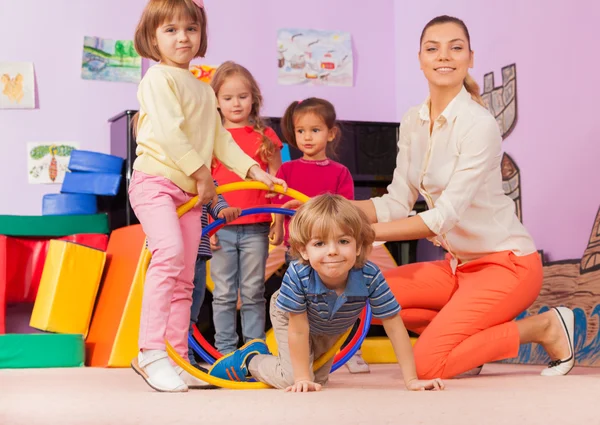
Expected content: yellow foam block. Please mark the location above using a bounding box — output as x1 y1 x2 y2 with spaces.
30 240 106 337
361 336 417 364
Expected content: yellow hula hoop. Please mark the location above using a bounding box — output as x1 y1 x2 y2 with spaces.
141 182 352 389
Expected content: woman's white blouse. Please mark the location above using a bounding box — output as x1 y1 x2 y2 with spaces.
371 86 536 270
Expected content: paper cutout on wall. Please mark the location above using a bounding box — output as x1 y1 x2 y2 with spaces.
0 62 35 109
82 36 141 84
277 28 353 87
27 143 79 184
482 64 522 221
190 64 219 83
482 63 517 139
503 206 600 367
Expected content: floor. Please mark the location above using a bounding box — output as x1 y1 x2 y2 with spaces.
1 363 598 425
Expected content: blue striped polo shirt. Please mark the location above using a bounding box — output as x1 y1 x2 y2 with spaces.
276 260 401 335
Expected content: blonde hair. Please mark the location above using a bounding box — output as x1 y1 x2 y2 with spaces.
134 0 208 62
210 61 274 163
419 15 485 107
288 194 375 268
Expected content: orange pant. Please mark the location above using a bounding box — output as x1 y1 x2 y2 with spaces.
383 251 543 379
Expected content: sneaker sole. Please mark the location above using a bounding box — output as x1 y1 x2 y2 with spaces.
131 357 188 393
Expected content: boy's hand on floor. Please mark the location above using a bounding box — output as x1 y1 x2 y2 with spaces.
405 378 445 391
285 380 322 393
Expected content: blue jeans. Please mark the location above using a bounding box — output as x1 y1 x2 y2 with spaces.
188 256 208 365
210 223 270 354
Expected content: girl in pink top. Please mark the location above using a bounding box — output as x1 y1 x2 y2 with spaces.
271 98 354 249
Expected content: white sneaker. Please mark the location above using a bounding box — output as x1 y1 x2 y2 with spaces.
345 352 370 374
541 307 575 376
131 350 188 392
174 365 215 389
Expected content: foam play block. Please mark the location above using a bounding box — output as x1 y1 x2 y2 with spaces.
61 172 122 196
42 193 98 216
0 334 85 368
361 336 417 364
281 143 291 163
0 213 109 237
68 150 124 174
30 240 106 337
3 234 109 304
0 236 6 334
86 224 147 367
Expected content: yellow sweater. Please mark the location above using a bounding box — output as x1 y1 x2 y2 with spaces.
133 64 257 194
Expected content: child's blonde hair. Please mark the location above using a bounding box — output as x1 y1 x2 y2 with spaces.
210 61 275 163
288 194 375 268
134 0 208 62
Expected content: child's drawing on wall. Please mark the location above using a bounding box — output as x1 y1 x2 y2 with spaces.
27 142 79 184
277 28 353 87
0 62 35 109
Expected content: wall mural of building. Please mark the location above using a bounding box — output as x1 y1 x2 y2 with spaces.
484 64 600 366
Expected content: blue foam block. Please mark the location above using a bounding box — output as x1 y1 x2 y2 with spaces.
42 193 98 216
61 172 122 196
281 143 291 163
68 150 124 174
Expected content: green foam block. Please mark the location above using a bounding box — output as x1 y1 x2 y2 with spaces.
0 214 109 237
0 334 85 368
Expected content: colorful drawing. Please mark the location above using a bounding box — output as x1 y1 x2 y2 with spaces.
27 143 79 184
82 36 141 83
502 206 600 367
190 64 219 83
0 62 35 109
277 28 353 87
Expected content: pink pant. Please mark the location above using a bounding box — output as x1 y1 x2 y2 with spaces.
128 171 202 358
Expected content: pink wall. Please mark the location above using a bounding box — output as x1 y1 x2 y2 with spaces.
394 0 599 262
0 0 146 215
0 0 396 216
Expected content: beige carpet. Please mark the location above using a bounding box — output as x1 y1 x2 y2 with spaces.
1 364 598 425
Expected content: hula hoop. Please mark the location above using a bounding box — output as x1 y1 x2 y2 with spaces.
141 182 369 388
189 206 370 372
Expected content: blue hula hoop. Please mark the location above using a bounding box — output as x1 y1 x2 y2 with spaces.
189 206 371 372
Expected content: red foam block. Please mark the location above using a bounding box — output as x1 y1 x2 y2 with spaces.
3 234 108 304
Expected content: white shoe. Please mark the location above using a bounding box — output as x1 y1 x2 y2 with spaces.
174 365 215 389
345 352 370 374
131 350 188 392
541 307 575 376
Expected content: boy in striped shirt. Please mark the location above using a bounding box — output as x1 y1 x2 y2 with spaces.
208 194 444 392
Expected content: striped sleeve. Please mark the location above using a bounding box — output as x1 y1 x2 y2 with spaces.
207 180 228 219
365 263 401 319
276 263 307 314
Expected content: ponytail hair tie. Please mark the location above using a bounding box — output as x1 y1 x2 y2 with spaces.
192 0 204 8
